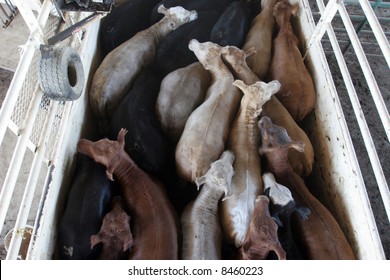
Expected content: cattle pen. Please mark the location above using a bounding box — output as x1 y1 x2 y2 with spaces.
0 0 389 260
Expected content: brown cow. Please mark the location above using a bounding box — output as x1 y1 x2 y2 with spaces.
90 196 133 260
221 45 314 177
267 0 316 122
89 5 197 134
78 129 179 259
242 0 278 80
258 116 355 259
239 195 286 260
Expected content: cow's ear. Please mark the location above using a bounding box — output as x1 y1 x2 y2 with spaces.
106 169 114 181
290 140 304 153
123 235 133 252
291 4 300 17
117 128 128 148
157 4 168 16
232 79 248 95
90 234 102 249
244 47 256 58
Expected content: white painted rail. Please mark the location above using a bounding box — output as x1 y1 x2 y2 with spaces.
308 0 390 221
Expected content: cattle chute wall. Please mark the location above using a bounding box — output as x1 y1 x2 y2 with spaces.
0 0 387 259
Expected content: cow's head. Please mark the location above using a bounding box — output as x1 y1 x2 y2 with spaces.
241 195 286 260
195 150 235 197
258 116 304 155
77 128 128 181
189 39 224 70
233 80 280 119
158 5 198 30
221 45 256 72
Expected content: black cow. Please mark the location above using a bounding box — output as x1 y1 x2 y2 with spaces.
210 1 254 48
56 155 115 259
99 0 160 57
152 11 221 77
108 68 171 176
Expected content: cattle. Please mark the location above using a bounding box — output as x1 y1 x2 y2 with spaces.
181 151 235 260
77 128 180 259
242 0 278 80
220 79 280 248
175 40 242 183
239 195 286 260
210 1 253 48
56 155 114 259
109 69 170 176
258 116 355 259
149 0 234 24
89 5 197 134
99 0 160 57
153 11 221 77
156 62 211 143
90 196 133 260
222 45 314 177
267 0 316 122
263 172 310 259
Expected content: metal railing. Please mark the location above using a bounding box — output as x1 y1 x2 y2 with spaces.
0 0 17 27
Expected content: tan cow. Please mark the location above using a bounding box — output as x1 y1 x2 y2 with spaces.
267 0 316 122
242 0 278 80
156 62 211 143
89 5 197 134
175 40 242 183
222 45 314 177
181 150 235 260
220 79 280 247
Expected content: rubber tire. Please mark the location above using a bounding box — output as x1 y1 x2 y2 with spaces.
38 46 85 101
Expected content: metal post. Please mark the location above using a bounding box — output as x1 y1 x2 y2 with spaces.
0 0 51 145
304 0 341 58
358 0 390 66
5 100 58 260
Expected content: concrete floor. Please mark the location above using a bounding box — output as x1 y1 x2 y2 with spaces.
0 4 29 71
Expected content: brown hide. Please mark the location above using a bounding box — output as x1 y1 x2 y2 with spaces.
221 46 314 177
240 195 286 260
89 5 197 134
90 196 133 260
156 62 211 143
175 40 242 183
78 129 179 259
267 0 316 122
243 0 278 80
258 117 355 259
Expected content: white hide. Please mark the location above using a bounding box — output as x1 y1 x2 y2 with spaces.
181 151 235 260
263 172 294 206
